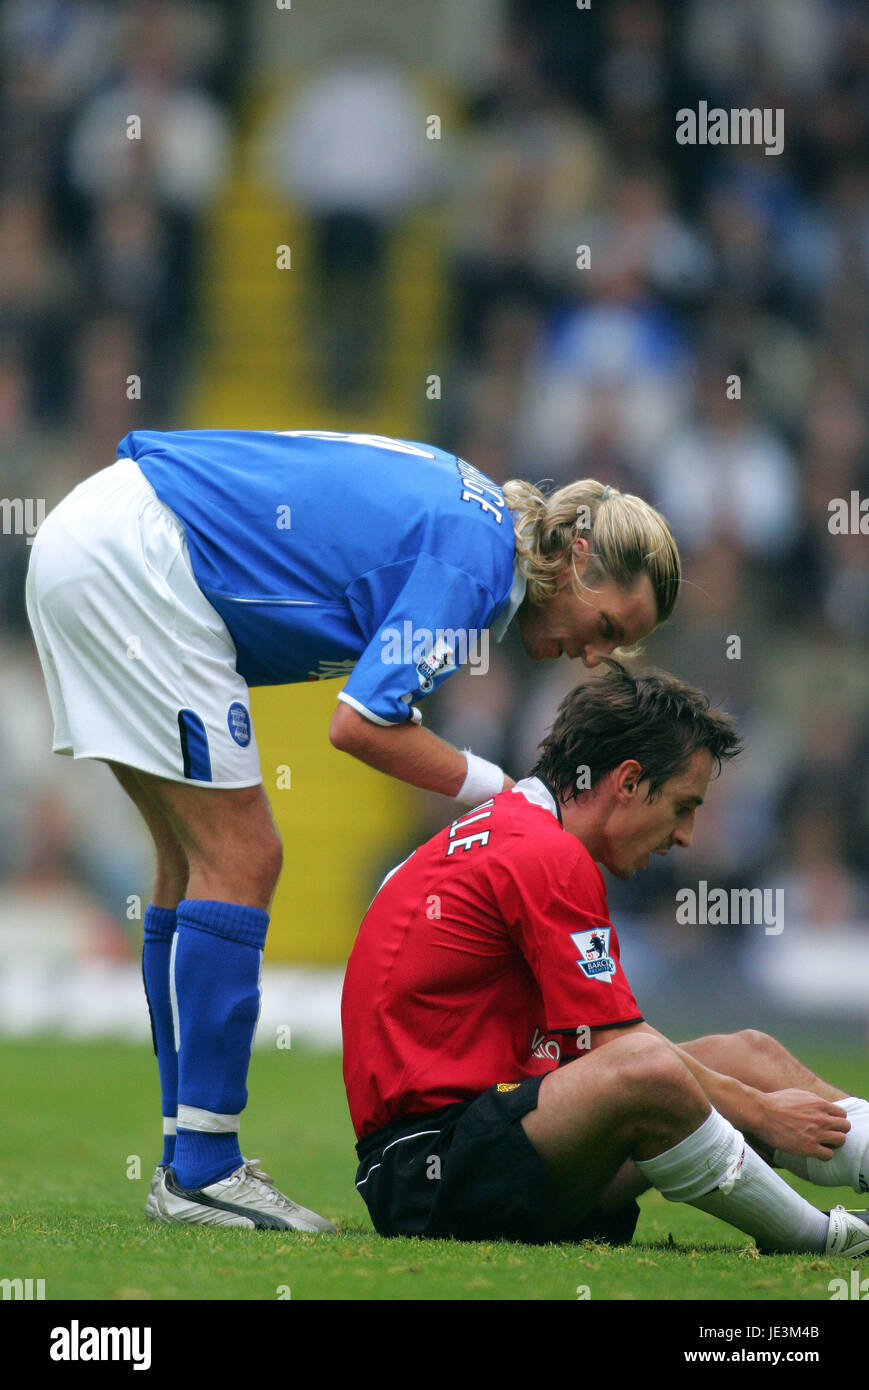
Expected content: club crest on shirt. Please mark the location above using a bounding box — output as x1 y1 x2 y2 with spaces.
570 927 616 984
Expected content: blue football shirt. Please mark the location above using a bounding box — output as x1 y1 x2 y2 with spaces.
118 429 525 724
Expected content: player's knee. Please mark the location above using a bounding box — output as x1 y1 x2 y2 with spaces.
736 1027 772 1050
680 1031 728 1053
196 820 282 897
617 1039 699 1116
254 827 283 892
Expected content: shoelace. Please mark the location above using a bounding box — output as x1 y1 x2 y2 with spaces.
234 1159 300 1213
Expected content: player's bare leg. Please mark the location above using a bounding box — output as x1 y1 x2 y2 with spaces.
676 1029 869 1193
108 762 189 1213
522 1033 709 1218
521 1031 869 1254
108 764 283 912
107 761 335 1232
678 1029 848 1104
109 763 189 908
587 1027 869 1214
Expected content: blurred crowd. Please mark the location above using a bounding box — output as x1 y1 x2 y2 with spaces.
425 0 869 945
1 0 867 954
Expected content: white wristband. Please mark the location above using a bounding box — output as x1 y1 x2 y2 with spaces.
456 751 506 806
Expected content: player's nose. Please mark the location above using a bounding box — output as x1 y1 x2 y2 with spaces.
582 639 617 668
672 820 694 849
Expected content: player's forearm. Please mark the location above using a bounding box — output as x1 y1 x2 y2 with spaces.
618 1023 765 1134
332 713 512 799
670 1044 765 1135
343 721 466 795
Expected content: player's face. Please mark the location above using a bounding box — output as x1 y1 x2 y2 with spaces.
515 564 658 667
600 748 714 879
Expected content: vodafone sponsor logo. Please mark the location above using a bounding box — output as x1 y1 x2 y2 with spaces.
531 1027 560 1062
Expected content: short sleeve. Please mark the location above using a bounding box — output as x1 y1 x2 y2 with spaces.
498 843 642 1039
338 554 498 726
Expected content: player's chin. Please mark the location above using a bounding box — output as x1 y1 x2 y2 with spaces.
519 635 545 661
615 852 652 877
605 860 635 879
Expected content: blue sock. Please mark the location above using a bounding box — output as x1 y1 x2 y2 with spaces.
142 905 178 1167
171 898 269 1190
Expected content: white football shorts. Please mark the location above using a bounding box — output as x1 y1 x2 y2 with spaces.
25 456 263 788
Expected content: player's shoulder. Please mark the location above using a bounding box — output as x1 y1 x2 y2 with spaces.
495 777 582 857
495 778 606 888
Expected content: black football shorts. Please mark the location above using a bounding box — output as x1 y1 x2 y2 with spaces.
354 1074 640 1245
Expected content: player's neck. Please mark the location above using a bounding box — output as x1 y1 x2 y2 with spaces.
558 793 609 863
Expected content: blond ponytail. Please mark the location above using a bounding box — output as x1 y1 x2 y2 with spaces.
501 478 680 622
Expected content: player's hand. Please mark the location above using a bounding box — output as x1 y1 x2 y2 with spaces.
755 1089 850 1159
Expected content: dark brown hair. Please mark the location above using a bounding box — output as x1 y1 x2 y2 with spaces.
532 660 742 803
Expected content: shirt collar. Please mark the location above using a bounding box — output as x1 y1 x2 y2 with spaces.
489 560 527 642
510 775 564 826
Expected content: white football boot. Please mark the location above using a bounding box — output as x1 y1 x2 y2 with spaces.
153 1158 336 1232
144 1164 166 1219
825 1205 869 1257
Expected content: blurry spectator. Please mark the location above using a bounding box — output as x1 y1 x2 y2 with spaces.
258 38 438 405
570 167 714 304
769 801 869 933
443 295 544 480
65 15 229 214
655 374 799 557
445 27 608 357
596 0 676 158
0 0 116 200
684 0 836 100
513 252 692 479
0 190 79 416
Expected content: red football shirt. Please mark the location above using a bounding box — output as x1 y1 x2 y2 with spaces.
342 777 643 1139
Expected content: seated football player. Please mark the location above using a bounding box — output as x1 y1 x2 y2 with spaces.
341 663 869 1256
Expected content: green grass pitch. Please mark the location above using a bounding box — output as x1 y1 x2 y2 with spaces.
0 1039 866 1301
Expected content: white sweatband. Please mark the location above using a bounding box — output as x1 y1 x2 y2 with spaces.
457 751 506 806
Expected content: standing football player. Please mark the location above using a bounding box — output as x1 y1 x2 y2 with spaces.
25 427 679 1230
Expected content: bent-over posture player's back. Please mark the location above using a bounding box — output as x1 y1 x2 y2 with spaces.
342 667 869 1255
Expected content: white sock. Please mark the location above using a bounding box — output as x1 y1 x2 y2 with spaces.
774 1096 869 1190
637 1107 830 1253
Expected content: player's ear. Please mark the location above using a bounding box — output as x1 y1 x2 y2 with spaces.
566 535 590 576
614 759 643 801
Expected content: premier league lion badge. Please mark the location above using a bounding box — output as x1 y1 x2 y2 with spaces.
570 926 617 984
